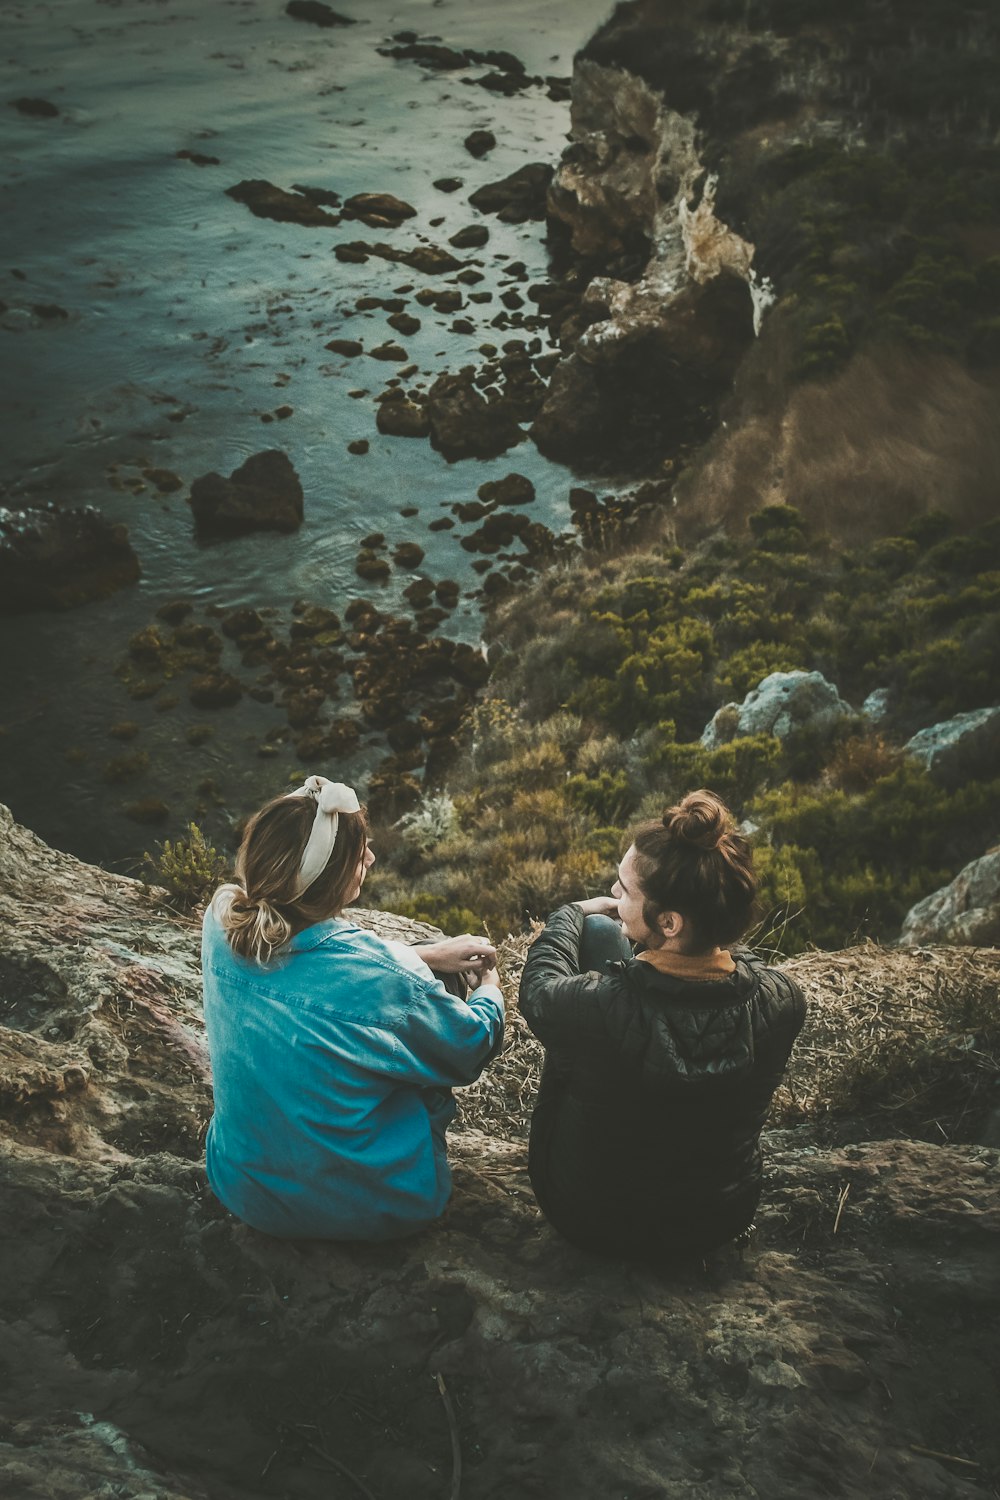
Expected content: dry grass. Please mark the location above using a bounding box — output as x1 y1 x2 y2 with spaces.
673 344 1000 545
776 943 1000 1142
458 937 1000 1146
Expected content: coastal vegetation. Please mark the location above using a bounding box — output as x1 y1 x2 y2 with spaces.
366 504 1000 953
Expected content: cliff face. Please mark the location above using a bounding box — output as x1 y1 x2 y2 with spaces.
536 0 1000 539
2 802 1000 1498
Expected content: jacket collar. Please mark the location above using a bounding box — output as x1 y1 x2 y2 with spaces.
286 916 356 953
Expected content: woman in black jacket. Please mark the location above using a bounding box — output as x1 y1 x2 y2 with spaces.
518 789 806 1259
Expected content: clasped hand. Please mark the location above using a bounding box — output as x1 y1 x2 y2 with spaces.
415 934 499 989
573 896 621 918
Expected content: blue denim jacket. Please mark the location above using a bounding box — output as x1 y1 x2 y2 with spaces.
201 905 504 1240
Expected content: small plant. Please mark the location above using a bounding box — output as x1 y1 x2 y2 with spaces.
395 794 460 855
147 822 229 911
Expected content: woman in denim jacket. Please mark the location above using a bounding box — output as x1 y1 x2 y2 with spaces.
202 776 504 1240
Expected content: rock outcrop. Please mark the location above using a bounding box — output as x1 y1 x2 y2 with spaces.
2 805 999 1497
532 0 1000 536
903 706 1000 787
899 848 1000 947
701 670 854 749
0 503 140 613
531 34 763 472
189 450 304 538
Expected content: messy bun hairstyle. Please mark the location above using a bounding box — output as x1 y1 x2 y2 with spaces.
213 791 369 964
631 789 757 953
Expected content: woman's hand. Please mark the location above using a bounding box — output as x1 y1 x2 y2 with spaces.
415 935 497 977
574 896 621 918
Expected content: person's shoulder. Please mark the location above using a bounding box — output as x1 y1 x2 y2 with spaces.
738 951 807 1030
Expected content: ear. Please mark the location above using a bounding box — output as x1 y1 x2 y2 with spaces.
655 909 685 941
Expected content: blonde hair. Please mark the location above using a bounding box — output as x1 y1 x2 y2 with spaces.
214 791 368 964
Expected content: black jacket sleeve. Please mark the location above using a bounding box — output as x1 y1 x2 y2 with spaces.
518 904 614 1048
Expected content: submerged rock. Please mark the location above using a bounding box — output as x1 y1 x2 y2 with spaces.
0 503 140 614
188 672 243 709
189 450 304 538
10 97 59 118
285 0 355 26
380 41 468 69
225 180 341 227
899 848 1000 947
702 671 854 749
333 239 463 276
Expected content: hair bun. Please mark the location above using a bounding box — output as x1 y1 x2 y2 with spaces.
664 789 731 850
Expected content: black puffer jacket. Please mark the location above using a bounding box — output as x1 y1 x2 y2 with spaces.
519 904 806 1257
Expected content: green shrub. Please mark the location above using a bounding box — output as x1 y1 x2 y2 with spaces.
147 823 229 911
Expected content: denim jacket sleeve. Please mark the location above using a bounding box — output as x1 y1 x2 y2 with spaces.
384 978 505 1087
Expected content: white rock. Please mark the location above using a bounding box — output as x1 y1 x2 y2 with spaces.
898 849 1000 947
701 670 854 749
861 688 891 723
903 705 1000 784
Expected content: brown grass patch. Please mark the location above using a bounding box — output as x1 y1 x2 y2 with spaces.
674 342 1000 544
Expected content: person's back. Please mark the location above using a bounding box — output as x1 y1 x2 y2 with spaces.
202 775 504 1241
518 789 806 1258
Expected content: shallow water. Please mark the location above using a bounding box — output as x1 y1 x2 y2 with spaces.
0 0 614 867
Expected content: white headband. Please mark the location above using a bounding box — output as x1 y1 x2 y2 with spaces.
286 775 361 895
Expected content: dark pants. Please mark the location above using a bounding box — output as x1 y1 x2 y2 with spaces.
579 913 633 971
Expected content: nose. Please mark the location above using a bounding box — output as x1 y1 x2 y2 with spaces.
611 880 622 899
365 846 376 868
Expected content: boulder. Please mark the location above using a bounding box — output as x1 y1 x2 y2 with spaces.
387 311 421 336
325 337 363 357
425 370 523 461
899 849 1000 947
0 503 140 613
477 473 535 507
342 192 417 228
468 163 554 223
531 273 754 473
449 224 490 249
189 450 304 538
464 130 496 158
376 398 431 438
701 670 854 749
903 706 1000 786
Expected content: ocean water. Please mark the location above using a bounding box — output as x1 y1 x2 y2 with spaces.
0 0 614 866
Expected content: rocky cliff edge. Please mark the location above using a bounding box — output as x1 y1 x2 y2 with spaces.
1 803 998 1499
